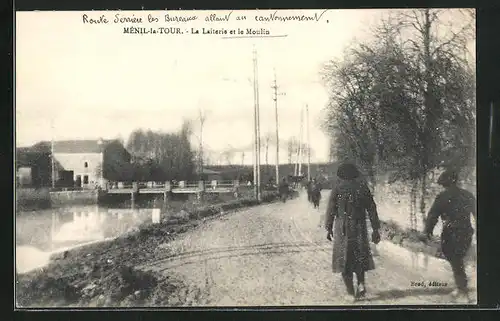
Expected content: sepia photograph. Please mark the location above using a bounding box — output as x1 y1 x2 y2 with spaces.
15 8 476 307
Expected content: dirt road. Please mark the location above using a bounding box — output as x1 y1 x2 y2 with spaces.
140 191 477 306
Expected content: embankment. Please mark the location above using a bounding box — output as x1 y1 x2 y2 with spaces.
16 188 101 211
16 188 52 211
17 187 259 211
15 190 288 308
50 190 101 207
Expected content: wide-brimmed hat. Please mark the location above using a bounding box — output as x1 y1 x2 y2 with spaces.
337 163 360 180
437 169 459 186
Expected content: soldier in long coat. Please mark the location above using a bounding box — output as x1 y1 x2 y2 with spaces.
325 163 381 301
278 177 289 202
310 178 322 209
306 180 313 204
424 169 476 303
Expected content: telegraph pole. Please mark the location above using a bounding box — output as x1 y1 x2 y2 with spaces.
252 48 261 201
255 49 262 201
272 70 285 186
306 104 311 181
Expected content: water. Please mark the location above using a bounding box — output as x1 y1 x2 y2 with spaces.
15 205 164 274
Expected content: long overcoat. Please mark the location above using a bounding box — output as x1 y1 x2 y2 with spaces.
311 183 322 206
325 178 381 274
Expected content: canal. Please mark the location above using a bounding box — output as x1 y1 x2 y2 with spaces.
15 202 176 274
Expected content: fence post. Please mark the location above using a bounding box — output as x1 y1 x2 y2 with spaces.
233 180 240 198
197 180 205 201
164 181 172 206
198 180 205 192
131 182 139 208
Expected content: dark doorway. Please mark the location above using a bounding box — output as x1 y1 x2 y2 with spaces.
58 170 74 188
83 175 89 185
75 175 82 188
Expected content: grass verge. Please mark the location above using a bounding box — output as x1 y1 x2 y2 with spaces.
379 220 477 262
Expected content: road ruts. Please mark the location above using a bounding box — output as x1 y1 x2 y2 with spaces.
140 191 477 306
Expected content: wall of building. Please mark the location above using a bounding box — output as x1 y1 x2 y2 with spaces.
53 153 103 188
16 167 32 186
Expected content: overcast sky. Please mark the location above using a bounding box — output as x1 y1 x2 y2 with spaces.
15 9 474 165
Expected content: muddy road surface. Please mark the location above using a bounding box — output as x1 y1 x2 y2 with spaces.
140 191 477 306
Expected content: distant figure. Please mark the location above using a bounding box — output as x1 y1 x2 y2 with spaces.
325 163 381 302
424 169 477 303
310 178 322 209
306 180 313 203
278 178 289 203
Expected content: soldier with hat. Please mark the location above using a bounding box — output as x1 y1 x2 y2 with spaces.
424 168 477 302
325 163 381 302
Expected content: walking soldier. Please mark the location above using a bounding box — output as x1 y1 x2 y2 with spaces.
310 178 322 209
325 163 381 302
278 177 289 203
424 169 476 303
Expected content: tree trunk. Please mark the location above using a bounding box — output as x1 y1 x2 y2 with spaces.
265 143 269 167
419 8 432 226
420 174 428 230
410 179 419 231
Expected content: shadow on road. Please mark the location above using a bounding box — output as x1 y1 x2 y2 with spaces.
151 245 330 272
367 287 453 302
149 241 330 266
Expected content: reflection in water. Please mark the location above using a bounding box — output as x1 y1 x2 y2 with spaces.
16 205 164 274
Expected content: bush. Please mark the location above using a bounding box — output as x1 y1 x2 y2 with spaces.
16 274 80 307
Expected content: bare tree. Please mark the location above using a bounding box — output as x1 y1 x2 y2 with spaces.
287 137 300 164
220 145 236 166
262 132 273 167
321 9 475 230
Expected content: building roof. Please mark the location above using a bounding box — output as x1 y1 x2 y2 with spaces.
16 148 51 168
26 139 120 154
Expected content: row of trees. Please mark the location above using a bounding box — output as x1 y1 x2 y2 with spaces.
196 135 313 167
118 121 196 181
105 125 315 181
321 9 476 227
